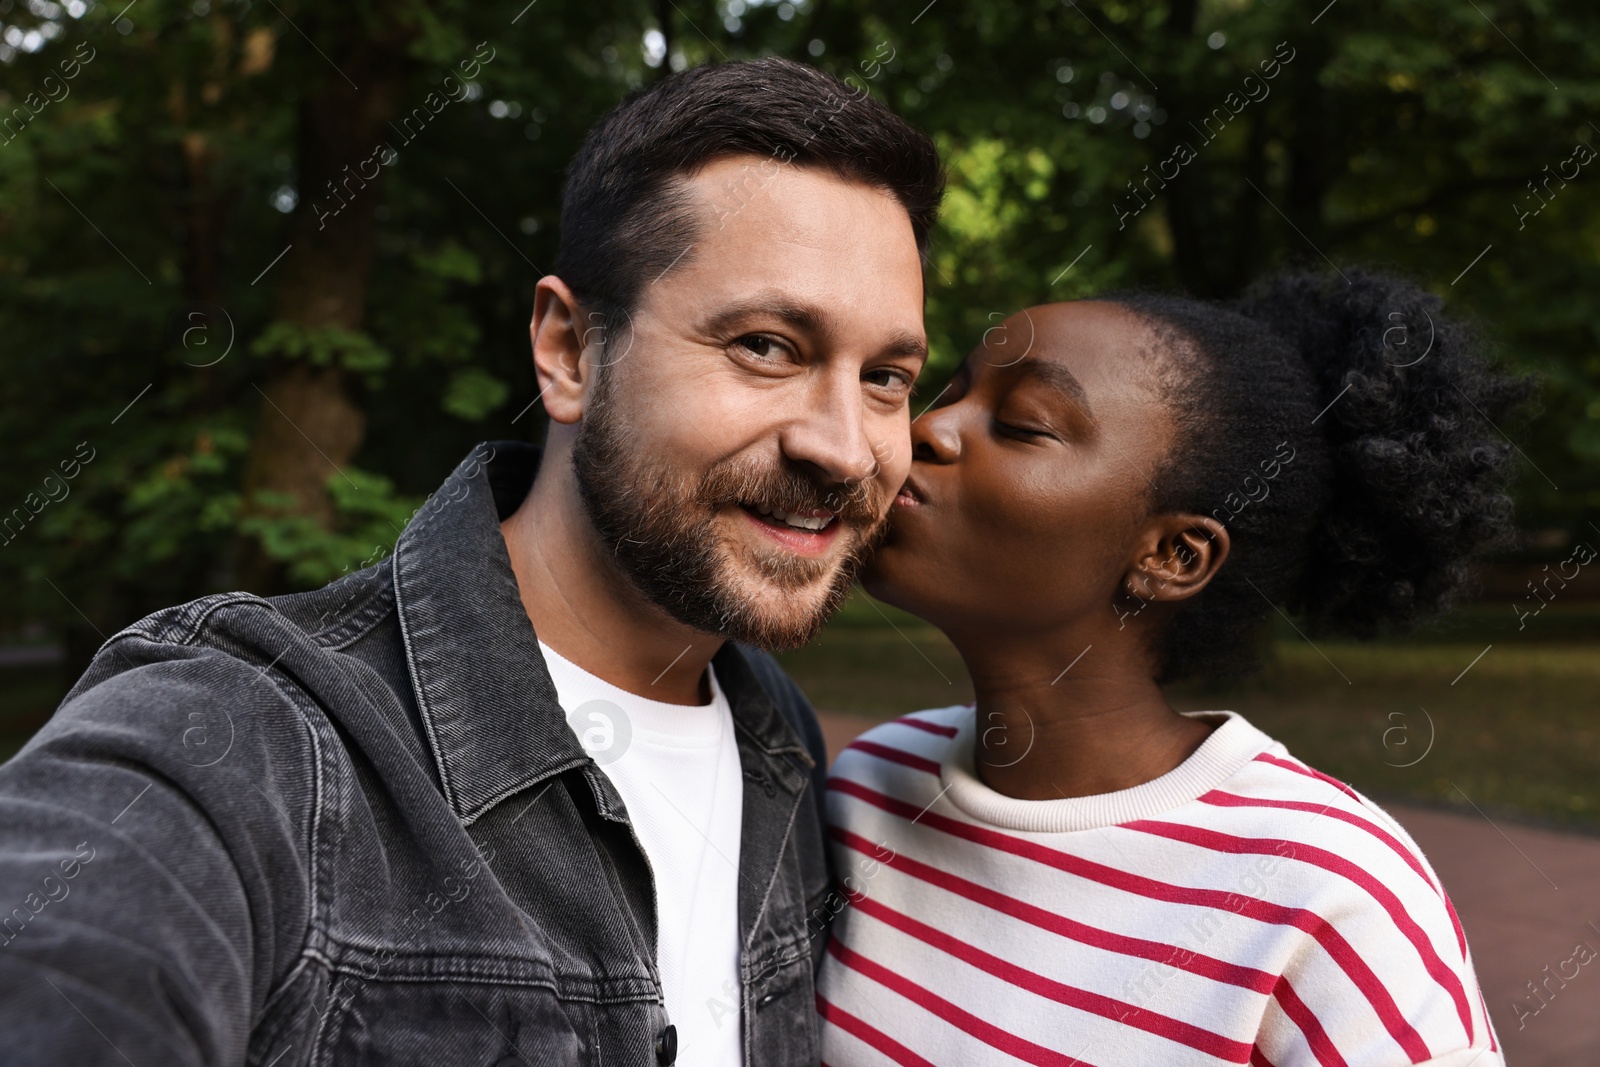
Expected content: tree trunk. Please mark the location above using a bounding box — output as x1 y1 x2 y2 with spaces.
238 55 407 592
1159 0 1219 296
1226 108 1270 295
1285 36 1332 251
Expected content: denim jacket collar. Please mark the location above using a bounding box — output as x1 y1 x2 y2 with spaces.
391 441 812 827
392 442 586 825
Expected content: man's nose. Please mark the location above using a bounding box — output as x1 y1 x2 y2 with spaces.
778 372 881 488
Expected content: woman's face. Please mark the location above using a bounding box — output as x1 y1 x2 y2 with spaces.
864 300 1178 638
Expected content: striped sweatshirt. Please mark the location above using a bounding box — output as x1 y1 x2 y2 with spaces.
817 706 1502 1067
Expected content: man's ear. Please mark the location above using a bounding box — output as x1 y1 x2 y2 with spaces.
1123 514 1231 605
530 275 595 426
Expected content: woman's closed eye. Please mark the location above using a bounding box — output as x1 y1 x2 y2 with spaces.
992 416 1055 441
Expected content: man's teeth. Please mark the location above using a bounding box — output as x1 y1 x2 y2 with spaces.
752 502 833 532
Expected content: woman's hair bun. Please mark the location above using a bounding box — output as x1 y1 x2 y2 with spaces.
1233 268 1532 638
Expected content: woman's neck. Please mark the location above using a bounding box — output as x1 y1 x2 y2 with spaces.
954 633 1216 802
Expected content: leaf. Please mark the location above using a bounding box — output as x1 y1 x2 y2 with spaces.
442 367 510 421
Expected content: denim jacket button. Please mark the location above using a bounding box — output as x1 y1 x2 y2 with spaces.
655 1023 678 1065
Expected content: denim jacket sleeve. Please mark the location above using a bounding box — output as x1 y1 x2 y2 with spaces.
0 628 314 1066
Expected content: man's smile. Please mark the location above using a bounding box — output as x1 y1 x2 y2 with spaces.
737 501 844 557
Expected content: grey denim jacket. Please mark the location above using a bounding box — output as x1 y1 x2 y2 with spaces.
0 442 833 1066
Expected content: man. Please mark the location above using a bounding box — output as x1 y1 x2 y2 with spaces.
0 59 942 1066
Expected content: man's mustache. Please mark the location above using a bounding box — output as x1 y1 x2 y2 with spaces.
697 459 887 527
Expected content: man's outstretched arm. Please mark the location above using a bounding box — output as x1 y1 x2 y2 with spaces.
0 639 313 1065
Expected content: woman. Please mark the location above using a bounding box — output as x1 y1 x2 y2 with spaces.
817 270 1523 1066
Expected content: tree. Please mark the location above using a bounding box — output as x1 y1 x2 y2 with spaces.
1 0 1596 677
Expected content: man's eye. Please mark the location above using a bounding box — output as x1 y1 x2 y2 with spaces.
864 367 912 391
735 334 784 360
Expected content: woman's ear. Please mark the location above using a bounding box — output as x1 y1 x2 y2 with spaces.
1124 515 1231 606
530 275 595 426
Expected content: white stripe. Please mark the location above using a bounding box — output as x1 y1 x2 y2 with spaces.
818 710 1502 1067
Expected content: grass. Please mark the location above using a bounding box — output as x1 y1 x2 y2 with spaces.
3 594 1596 828
776 593 1600 831
1171 641 1600 828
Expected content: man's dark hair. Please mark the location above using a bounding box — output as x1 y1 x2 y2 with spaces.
555 57 945 337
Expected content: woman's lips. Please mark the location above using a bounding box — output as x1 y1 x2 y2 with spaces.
893 475 926 509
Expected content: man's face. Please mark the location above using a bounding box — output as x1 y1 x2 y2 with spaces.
572 155 927 650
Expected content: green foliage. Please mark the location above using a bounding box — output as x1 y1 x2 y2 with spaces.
413 240 483 285
443 367 511 421
1 0 1598 656
250 323 394 375
238 471 424 587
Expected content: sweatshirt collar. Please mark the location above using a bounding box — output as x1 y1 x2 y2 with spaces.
941 709 1274 833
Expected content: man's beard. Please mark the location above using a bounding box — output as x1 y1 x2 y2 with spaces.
571 371 889 651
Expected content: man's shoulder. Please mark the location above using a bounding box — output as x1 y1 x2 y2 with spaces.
105 561 391 661
52 563 398 741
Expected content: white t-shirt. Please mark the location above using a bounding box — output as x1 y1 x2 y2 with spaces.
539 641 745 1066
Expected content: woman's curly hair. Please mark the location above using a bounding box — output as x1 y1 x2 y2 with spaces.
1110 269 1533 683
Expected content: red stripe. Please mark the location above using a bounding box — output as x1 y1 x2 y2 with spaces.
1249 1046 1277 1067
846 735 1451 968
817 993 938 1067
833 826 1279 994
1126 817 1472 1044
827 937 1103 1067
1443 891 1471 967
1267 977 1348 1065
1253 752 1363 803
1271 976 1349 1067
843 888 1253 1061
892 715 961 738
1247 750 1473 965
836 827 1333 1067
845 739 941 776
1199 791 1434 888
829 775 1430 1062
1200 788 1469 961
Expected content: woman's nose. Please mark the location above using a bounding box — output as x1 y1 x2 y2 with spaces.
910 405 961 463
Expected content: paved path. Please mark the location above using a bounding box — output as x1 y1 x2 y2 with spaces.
815 711 1600 1067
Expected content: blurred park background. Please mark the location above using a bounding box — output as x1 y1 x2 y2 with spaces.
9 0 1598 822
2 0 1599 1058
0 6 1593 819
